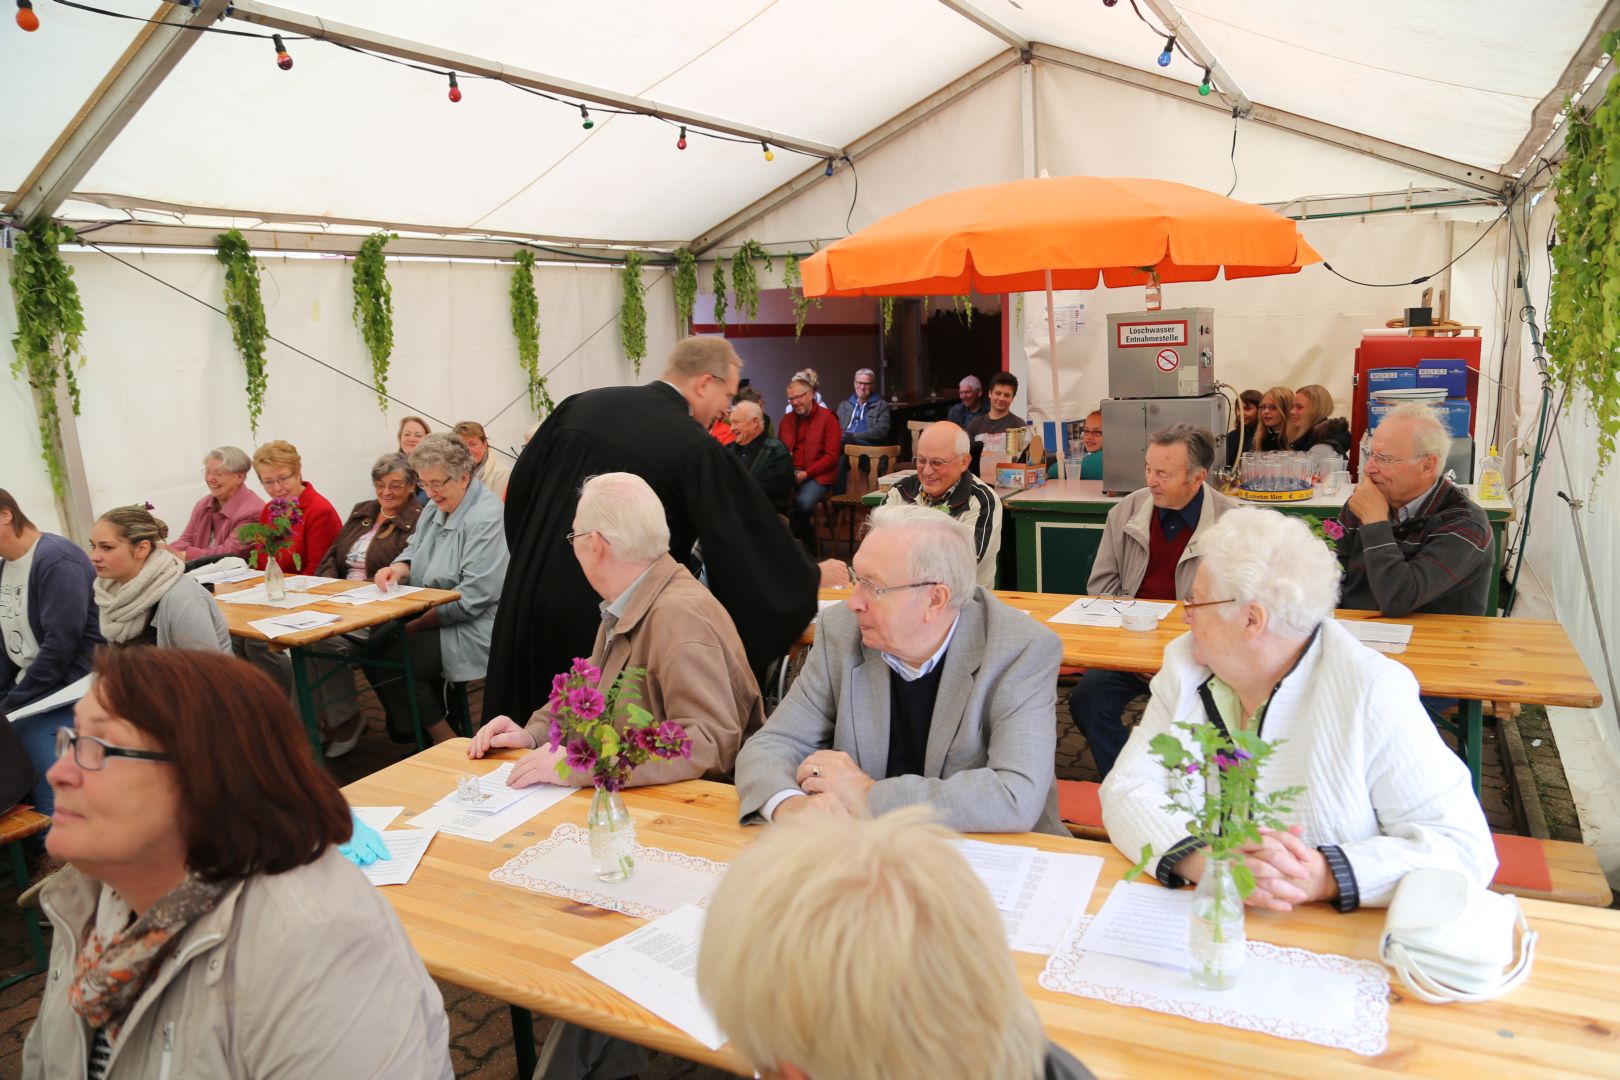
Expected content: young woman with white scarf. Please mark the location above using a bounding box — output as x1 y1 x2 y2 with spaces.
89 506 230 652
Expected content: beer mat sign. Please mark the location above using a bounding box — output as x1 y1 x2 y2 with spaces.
1117 320 1189 348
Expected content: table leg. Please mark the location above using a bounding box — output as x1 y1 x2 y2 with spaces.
288 647 321 759
510 1005 536 1077
397 622 425 751
0 840 49 991
1463 700 1484 797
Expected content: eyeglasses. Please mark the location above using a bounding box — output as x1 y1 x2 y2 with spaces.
914 456 959 472
259 472 297 489
1366 451 1422 468
564 529 596 545
1180 596 1235 611
1080 428 1103 436
854 381 874 388
787 390 813 403
847 567 940 597
55 727 173 771
374 480 411 493
420 475 463 494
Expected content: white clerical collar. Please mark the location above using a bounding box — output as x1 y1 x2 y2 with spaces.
659 380 691 416
881 614 961 682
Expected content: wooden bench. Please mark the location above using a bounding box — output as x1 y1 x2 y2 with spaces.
1 805 51 990
1057 780 1614 907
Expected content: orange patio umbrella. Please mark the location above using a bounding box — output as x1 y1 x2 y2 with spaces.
799 175 1321 474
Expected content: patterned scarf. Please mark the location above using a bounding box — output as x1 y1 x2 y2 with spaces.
93 550 184 644
68 875 228 1040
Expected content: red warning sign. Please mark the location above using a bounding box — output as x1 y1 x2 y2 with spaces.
1156 349 1180 372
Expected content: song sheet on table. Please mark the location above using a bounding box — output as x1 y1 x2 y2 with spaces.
1334 619 1414 654
351 806 404 832
193 565 262 585
409 783 579 841
214 586 326 610
7 674 93 721
572 905 727 1051
330 582 426 605
431 761 532 814
1046 598 1175 629
951 839 1103 954
1077 881 1194 969
357 828 436 887
247 610 343 640
281 575 337 591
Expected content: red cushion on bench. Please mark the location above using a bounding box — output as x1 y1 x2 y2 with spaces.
1058 779 1103 828
1490 833 1553 893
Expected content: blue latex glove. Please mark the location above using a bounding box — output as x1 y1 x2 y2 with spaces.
339 811 391 867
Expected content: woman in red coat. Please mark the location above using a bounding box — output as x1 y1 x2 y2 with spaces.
247 440 341 573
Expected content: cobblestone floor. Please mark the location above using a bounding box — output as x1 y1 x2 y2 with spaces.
0 675 1568 1076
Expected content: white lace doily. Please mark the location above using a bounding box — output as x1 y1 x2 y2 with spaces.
1039 915 1390 1056
489 824 727 919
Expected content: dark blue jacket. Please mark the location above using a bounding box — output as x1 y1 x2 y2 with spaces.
0 532 103 713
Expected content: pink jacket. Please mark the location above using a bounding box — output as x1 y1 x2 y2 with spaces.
173 485 265 560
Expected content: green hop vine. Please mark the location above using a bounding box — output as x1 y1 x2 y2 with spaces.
673 247 698 333
730 240 772 322
783 254 822 340
880 297 895 337
954 295 974 327
1548 29 1620 477
620 251 648 374
351 232 396 411
9 222 88 501
711 259 728 332
213 230 270 435
510 249 552 416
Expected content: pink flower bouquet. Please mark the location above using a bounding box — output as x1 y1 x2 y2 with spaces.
546 658 691 790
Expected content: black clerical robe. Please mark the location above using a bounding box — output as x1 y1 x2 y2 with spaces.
484 381 819 723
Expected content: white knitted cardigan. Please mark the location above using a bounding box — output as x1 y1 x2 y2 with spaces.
1100 619 1496 907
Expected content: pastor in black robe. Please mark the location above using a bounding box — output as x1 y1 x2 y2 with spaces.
483 380 819 723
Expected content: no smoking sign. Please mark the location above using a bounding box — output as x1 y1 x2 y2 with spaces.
1155 348 1180 372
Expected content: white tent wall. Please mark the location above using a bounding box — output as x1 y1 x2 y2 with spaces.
1508 195 1620 885
0 250 672 538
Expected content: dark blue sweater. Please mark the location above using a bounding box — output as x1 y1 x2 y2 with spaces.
0 532 103 713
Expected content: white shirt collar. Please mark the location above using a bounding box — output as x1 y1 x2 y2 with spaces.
881 614 961 682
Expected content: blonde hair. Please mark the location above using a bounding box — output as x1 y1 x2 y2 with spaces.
1250 386 1293 450
663 336 742 382
574 473 670 563
397 415 431 441
97 504 171 552
1287 384 1335 445
251 440 302 477
452 420 487 442
697 809 1049 1080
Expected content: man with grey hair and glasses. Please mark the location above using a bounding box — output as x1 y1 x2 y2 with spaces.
1337 401 1492 616
836 367 892 445
735 504 1066 835
882 420 1002 587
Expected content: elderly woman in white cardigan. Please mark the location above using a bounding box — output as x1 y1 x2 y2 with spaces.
1100 507 1495 912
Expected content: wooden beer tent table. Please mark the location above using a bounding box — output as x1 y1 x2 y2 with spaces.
344 741 1620 1079
810 588 1603 793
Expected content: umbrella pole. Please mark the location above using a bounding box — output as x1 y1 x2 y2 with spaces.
1045 270 1066 480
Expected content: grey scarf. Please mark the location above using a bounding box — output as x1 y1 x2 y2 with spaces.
94 550 184 643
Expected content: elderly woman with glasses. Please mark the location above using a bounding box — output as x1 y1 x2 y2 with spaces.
369 434 509 745
23 647 452 1079
168 446 263 563
1100 507 1495 912
246 440 341 575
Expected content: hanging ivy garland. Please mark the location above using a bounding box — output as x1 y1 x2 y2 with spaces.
730 239 772 322
620 251 648 374
509 249 552 416
954 295 974 327
8 222 87 501
673 247 698 333
351 232 396 410
711 259 728 332
213 230 270 435
1549 31 1620 477
783 254 822 340
880 297 895 338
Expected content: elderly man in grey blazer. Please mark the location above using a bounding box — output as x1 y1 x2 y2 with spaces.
735 503 1066 835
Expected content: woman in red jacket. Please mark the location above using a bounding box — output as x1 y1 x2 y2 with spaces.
779 373 841 548
247 441 341 573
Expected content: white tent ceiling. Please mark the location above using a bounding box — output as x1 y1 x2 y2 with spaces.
3 1 1611 246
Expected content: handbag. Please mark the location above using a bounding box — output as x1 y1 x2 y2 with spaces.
1379 867 1537 1004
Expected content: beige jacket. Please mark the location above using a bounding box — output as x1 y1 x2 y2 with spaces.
24 851 451 1080
525 554 763 786
1087 484 1239 600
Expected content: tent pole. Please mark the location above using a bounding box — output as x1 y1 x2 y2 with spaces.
1045 270 1066 480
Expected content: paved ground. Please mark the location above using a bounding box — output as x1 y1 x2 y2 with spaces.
0 674 1580 1077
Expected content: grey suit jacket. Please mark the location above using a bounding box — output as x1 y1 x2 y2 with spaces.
735 588 1066 835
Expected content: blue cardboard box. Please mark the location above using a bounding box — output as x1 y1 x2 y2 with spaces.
1436 399 1472 438
1417 358 1469 398
1367 367 1417 394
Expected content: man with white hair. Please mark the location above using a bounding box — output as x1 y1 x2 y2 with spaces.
836 367 892 445
947 374 989 430
728 400 793 514
735 504 1066 834
1338 402 1492 616
1102 508 1495 911
882 420 1002 587
468 472 762 788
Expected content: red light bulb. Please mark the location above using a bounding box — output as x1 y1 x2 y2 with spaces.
677 125 687 150
448 72 461 103
16 0 39 31
272 34 292 70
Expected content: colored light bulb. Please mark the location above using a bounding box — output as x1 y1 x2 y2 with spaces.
1199 68 1212 96
448 72 461 103
580 104 594 130
1102 0 1118 6
272 34 292 71
677 125 687 150
16 0 38 31
761 140 774 162
825 159 835 177
1158 35 1175 67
